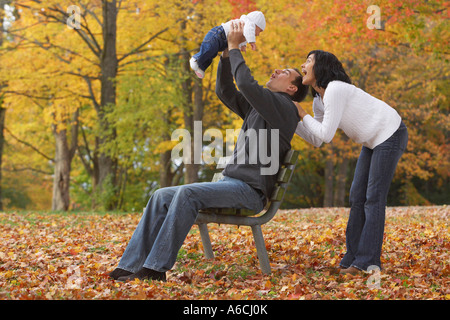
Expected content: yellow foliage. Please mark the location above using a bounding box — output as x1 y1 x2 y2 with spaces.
0 0 447 209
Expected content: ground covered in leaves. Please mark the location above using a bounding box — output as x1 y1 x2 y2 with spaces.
0 206 448 300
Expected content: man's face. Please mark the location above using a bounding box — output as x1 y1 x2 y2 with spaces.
266 68 300 95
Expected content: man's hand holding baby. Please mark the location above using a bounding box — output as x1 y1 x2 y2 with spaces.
228 21 247 51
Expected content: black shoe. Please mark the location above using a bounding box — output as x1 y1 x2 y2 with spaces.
109 268 133 280
117 267 166 282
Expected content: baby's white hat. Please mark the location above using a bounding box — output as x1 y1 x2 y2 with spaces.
246 11 266 31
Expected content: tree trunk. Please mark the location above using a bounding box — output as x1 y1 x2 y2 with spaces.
333 135 350 207
159 148 174 188
52 128 71 211
323 154 334 207
184 78 204 184
52 110 78 211
95 0 119 209
0 103 5 211
0 2 8 210
180 18 201 184
333 156 349 207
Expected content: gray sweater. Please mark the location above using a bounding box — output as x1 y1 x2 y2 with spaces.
216 49 300 199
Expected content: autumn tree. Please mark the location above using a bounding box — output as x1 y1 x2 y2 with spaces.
0 1 9 210
4 0 178 210
0 0 447 211
151 0 232 185
281 0 449 207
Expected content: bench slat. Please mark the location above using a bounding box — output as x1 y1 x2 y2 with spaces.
277 167 292 183
283 149 299 165
270 186 285 202
199 207 257 216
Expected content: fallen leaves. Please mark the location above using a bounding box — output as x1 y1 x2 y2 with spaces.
0 206 448 300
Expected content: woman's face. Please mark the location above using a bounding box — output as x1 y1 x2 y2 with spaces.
301 54 316 86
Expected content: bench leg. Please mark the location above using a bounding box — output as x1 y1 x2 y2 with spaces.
251 225 271 275
198 223 214 259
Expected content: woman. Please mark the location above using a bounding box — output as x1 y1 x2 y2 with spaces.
295 50 408 274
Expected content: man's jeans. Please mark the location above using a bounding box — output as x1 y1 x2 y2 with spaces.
340 122 408 271
193 26 228 71
117 176 264 273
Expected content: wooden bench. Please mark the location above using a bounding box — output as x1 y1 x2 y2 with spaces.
195 149 299 274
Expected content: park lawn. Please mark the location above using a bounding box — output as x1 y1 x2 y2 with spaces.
0 206 448 300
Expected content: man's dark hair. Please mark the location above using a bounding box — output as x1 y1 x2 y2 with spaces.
307 50 352 97
291 68 309 102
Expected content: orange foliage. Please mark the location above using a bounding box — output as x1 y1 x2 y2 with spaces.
0 207 448 300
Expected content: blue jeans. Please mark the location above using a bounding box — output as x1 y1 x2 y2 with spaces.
117 176 264 273
193 26 228 71
340 122 408 271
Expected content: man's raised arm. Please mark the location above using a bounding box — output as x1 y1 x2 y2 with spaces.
215 49 251 119
226 22 300 142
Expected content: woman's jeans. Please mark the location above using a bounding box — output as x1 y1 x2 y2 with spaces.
340 122 408 271
193 26 228 71
117 176 264 273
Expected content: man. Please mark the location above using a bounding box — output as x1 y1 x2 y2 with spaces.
109 22 308 281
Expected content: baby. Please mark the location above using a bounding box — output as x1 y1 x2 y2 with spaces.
190 11 266 79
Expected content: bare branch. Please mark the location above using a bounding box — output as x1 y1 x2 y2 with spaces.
77 125 94 176
63 71 99 80
117 25 172 63
117 0 123 11
4 127 54 162
82 76 101 112
3 166 53 175
39 6 102 57
3 90 70 101
69 107 79 160
79 2 102 28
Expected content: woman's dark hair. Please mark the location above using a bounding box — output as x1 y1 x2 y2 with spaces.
291 68 309 102
307 50 351 97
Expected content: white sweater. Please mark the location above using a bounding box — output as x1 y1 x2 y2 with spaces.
222 15 258 47
295 81 401 149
